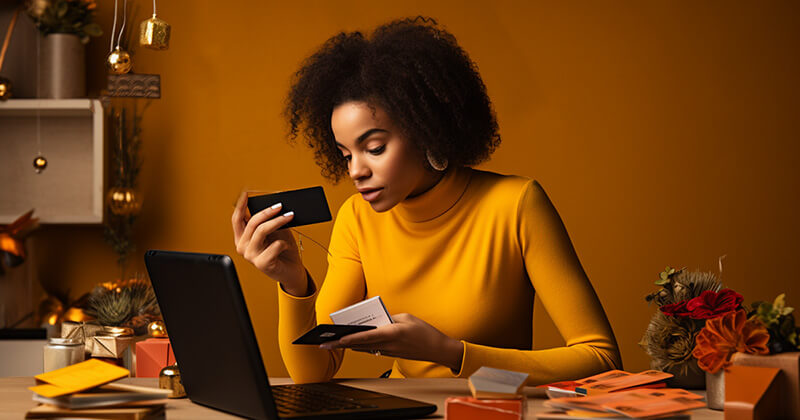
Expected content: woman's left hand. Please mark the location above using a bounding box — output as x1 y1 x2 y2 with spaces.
319 313 464 371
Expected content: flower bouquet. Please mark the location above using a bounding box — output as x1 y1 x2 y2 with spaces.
642 266 800 402
639 266 728 388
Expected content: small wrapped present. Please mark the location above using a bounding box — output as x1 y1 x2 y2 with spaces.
61 321 105 354
468 367 528 399
90 326 134 372
445 396 525 420
135 338 176 378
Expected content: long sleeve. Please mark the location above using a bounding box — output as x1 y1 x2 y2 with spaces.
276 168 621 385
277 196 366 383
454 180 621 384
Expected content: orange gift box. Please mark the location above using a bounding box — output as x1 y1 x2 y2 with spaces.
445 396 525 420
135 338 175 378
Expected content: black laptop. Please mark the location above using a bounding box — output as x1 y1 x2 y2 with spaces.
144 250 437 420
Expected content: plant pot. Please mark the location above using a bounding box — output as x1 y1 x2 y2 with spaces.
40 33 86 98
705 370 724 410
653 359 706 389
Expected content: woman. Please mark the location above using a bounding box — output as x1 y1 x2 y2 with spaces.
232 17 621 384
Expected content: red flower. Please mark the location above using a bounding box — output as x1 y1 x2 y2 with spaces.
660 288 742 319
685 289 743 319
660 301 691 317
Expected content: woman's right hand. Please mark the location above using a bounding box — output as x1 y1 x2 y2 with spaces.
231 191 309 296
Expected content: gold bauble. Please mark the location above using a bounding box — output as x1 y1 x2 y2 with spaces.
106 48 132 74
33 155 48 173
106 186 142 216
0 77 11 101
148 320 168 338
139 15 171 50
159 363 186 398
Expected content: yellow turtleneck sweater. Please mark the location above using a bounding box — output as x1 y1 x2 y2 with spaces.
278 166 621 385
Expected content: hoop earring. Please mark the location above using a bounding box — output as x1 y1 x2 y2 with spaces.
426 150 448 171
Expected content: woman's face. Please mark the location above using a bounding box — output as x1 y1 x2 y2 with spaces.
331 101 442 212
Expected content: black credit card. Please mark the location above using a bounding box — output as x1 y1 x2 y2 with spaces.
292 324 376 345
247 186 332 229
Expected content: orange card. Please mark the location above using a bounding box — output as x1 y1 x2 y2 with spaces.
29 359 130 398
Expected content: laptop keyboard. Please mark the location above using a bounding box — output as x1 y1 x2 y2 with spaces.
271 384 378 415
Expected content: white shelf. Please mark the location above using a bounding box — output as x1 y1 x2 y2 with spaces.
0 99 104 224
0 98 98 117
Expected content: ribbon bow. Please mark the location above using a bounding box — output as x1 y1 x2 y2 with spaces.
0 210 39 275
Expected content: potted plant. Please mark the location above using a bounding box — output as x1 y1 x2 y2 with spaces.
27 0 102 98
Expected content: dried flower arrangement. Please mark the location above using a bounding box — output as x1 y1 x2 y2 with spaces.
640 267 724 377
642 265 800 379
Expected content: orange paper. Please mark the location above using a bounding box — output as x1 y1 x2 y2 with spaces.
576 370 672 395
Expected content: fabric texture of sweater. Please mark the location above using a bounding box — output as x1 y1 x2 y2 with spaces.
277 166 621 384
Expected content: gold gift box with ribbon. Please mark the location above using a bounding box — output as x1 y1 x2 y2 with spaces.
62 322 134 360
91 326 134 359
61 321 104 354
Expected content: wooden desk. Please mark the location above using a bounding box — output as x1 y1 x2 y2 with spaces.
0 376 723 419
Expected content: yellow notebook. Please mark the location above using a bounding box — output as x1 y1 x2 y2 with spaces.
29 359 130 398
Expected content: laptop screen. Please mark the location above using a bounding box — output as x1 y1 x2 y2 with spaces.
145 250 279 419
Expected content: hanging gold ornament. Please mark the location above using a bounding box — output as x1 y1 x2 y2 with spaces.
33 155 48 173
106 186 142 216
107 47 132 74
139 15 170 50
0 76 10 101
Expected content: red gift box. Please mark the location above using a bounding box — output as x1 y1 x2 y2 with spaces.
135 338 175 378
445 396 525 420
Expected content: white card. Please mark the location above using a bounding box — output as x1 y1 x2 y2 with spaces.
330 296 393 327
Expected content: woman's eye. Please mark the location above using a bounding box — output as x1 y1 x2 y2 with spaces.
367 145 386 155
342 155 352 162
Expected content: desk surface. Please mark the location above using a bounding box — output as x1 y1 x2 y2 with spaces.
0 376 722 419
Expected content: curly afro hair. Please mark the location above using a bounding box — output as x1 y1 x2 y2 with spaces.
284 17 501 183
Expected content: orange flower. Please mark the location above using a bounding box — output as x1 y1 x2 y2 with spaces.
691 310 769 373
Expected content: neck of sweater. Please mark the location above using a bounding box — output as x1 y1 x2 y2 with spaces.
392 166 472 223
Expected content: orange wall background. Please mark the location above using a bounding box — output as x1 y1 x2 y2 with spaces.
28 1 800 379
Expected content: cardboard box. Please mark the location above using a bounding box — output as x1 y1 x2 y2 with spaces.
731 351 800 419
135 338 175 378
445 396 525 420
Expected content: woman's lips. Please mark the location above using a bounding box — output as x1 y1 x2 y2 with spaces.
360 188 383 202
